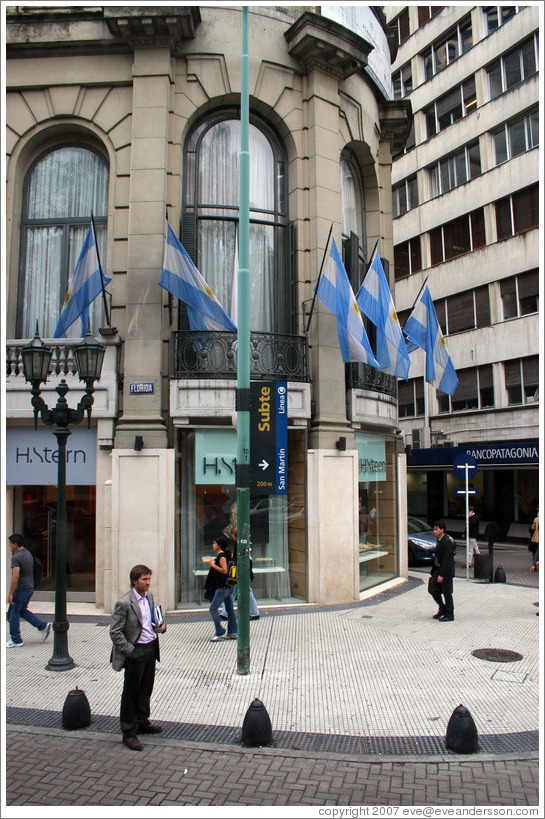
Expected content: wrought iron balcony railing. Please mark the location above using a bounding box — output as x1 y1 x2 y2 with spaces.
345 362 397 398
171 331 310 382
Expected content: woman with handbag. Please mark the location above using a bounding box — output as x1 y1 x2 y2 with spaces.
205 535 237 642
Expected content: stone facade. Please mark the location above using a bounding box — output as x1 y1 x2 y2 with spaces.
5 6 410 611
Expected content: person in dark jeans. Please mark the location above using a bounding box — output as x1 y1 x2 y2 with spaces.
7 534 50 647
428 521 456 622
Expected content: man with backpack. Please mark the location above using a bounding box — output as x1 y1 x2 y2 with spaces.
6 534 50 647
428 521 456 622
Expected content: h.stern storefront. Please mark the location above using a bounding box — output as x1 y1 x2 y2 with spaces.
356 431 400 593
6 425 98 601
175 425 307 608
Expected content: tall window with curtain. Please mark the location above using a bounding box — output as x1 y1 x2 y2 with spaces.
182 114 289 333
340 151 367 289
18 145 109 338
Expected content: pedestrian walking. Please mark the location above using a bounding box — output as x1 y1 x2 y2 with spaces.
463 507 481 568
529 511 539 575
204 535 237 641
428 521 456 622
219 526 260 621
109 564 166 751
6 534 50 648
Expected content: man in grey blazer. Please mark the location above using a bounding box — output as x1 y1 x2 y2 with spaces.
110 564 166 751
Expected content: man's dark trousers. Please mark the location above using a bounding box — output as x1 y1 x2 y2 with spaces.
120 641 157 736
428 570 454 618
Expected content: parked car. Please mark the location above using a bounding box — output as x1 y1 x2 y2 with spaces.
407 516 437 566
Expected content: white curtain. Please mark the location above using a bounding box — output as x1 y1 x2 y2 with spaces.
340 156 361 238
197 121 277 332
22 147 108 338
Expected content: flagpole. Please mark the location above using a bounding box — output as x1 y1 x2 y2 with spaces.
363 238 380 280
91 211 111 329
304 222 333 333
400 274 429 332
236 5 251 675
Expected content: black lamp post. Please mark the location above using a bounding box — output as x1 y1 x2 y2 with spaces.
22 325 105 671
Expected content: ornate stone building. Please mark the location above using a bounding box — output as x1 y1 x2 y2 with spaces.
5 6 411 612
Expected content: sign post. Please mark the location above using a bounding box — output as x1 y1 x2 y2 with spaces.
453 453 479 581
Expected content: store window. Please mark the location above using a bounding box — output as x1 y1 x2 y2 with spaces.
18 145 109 339
356 432 398 593
500 270 539 319
182 115 289 333
7 424 98 597
177 429 298 607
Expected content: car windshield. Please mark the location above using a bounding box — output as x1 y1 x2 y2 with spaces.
408 516 433 534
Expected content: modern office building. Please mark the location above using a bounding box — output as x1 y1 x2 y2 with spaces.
5 6 412 611
385 4 540 541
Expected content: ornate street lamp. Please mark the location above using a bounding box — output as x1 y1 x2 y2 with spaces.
22 324 105 671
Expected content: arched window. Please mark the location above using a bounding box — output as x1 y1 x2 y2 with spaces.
182 115 289 333
18 145 109 338
340 152 367 291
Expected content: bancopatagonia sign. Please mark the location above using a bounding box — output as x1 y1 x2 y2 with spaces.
6 426 97 486
464 444 539 464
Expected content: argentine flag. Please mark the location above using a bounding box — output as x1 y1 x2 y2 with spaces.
316 237 380 368
159 224 237 332
403 285 458 396
54 223 110 338
356 248 410 380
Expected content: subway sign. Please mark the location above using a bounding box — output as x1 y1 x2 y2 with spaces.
250 381 288 495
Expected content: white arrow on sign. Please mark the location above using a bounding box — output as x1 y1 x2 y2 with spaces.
259 459 269 471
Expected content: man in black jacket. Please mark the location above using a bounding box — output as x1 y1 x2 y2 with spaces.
428 521 456 622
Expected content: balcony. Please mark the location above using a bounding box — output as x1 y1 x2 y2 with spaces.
346 363 397 397
6 337 119 430
169 331 311 424
171 331 310 382
346 363 399 428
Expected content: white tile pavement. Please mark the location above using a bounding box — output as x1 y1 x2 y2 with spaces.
5 576 540 741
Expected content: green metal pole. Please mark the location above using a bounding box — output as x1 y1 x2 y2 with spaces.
46 425 74 671
236 5 251 675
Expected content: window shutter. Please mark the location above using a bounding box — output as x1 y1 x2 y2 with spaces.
504 360 521 388
178 213 198 332
343 231 361 290
475 285 491 327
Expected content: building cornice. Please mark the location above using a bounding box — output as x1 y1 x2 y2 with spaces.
284 11 373 81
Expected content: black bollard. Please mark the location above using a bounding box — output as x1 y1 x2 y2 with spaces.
445 704 479 753
62 686 91 730
494 565 506 583
241 698 273 746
